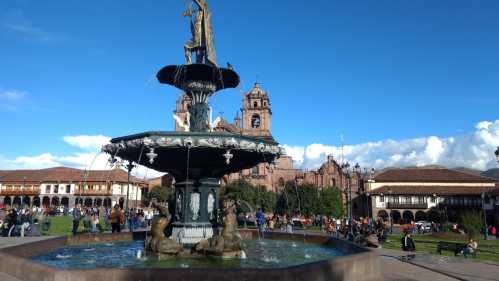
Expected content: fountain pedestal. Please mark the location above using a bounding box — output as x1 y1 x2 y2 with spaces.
170 178 219 245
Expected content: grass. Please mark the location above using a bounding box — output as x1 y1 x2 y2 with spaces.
41 216 110 236
383 232 499 263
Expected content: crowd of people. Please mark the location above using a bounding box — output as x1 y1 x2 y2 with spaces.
0 203 158 237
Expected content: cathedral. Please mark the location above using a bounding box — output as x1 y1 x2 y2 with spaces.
172 83 364 204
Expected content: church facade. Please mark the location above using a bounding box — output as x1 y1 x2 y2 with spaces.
173 82 364 214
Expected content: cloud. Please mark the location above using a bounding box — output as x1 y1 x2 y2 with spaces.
0 90 27 111
283 120 499 171
0 135 164 179
1 10 60 43
63 135 111 151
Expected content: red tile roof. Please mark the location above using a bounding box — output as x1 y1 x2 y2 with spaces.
374 168 496 183
370 185 495 195
0 167 145 184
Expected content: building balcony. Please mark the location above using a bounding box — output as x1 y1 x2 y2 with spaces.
386 202 428 209
74 190 112 196
0 188 41 196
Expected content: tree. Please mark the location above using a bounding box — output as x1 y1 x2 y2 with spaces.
318 187 344 218
221 180 276 213
460 211 484 239
142 185 172 205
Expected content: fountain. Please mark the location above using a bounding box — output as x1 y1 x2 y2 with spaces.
0 2 382 280
101 0 282 255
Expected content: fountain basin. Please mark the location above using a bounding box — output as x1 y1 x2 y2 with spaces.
0 231 381 281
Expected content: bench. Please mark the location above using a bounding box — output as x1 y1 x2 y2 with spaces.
436 241 468 256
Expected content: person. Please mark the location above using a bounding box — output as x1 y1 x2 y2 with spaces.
401 232 416 260
110 204 122 233
90 213 99 233
255 208 265 234
490 226 497 237
72 204 83 235
462 238 477 258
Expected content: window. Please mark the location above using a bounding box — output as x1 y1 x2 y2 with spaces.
46 185 51 194
380 195 385 203
66 185 71 193
251 114 261 128
53 184 59 194
253 101 258 108
417 196 426 204
251 166 258 176
485 196 490 204
430 196 436 203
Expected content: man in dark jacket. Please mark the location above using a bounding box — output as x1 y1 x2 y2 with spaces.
401 232 416 260
72 204 83 235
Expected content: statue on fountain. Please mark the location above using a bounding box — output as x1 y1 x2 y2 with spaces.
195 198 245 258
183 0 217 66
145 199 183 257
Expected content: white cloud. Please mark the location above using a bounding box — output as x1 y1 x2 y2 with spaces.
283 120 499 171
0 90 27 111
63 135 111 151
0 135 164 179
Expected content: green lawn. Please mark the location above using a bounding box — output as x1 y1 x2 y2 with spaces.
384 233 499 263
41 216 109 236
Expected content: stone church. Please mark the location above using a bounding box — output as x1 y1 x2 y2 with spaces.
173 82 364 203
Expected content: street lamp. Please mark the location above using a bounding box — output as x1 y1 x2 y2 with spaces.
481 192 488 240
125 161 135 232
388 189 393 234
365 192 371 225
341 162 353 239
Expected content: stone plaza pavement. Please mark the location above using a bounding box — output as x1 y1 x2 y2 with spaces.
378 248 499 281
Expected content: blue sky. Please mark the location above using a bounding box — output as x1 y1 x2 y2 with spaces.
1 0 498 172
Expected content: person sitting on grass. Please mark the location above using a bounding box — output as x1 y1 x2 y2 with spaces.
462 238 477 258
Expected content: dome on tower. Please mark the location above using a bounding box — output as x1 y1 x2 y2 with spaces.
246 82 268 98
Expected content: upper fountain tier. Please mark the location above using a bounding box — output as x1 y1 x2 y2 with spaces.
102 131 283 180
157 63 239 94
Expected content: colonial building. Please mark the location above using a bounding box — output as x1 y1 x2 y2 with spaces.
0 167 146 209
367 167 497 224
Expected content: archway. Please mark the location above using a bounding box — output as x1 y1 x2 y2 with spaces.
42 196 50 207
75 197 83 206
51 197 60 206
84 198 93 207
13 196 22 206
415 211 427 221
61 197 69 207
103 197 112 208
119 197 125 209
390 210 401 224
402 210 414 223
377 210 389 221
33 196 41 207
3 196 11 206
94 198 102 207
22 196 31 206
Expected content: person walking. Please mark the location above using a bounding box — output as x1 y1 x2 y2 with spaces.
256 208 266 234
110 204 122 233
72 204 83 235
401 232 416 260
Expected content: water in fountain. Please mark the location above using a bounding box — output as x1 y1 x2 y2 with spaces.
32 239 344 269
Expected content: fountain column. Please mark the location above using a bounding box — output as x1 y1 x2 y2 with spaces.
170 178 218 245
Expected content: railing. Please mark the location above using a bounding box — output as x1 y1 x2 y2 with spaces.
74 189 112 196
0 188 41 196
387 202 428 209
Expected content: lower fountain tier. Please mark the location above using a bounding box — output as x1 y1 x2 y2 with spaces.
102 131 283 180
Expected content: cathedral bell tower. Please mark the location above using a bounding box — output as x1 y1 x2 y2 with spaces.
173 93 192 131
242 82 273 140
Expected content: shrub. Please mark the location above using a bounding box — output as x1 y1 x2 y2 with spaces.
460 211 484 239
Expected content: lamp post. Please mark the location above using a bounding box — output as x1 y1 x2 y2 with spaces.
23 176 26 208
341 162 353 239
365 192 371 224
481 192 488 240
388 189 393 234
125 161 135 232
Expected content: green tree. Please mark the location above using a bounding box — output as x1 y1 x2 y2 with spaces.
460 211 484 239
222 180 276 213
142 185 172 205
318 187 344 218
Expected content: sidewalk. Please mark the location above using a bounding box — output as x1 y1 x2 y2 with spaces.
377 247 499 281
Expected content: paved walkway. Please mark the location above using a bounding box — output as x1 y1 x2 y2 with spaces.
378 248 499 281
